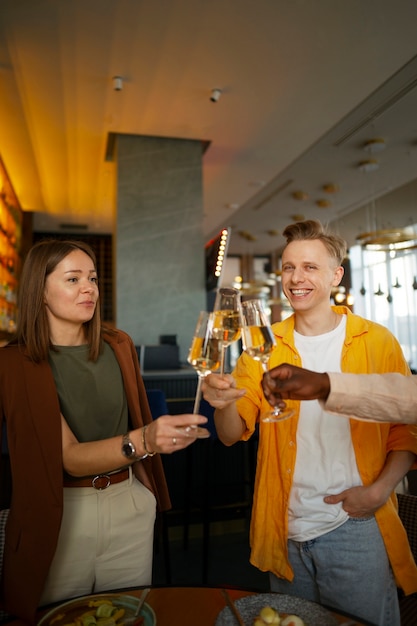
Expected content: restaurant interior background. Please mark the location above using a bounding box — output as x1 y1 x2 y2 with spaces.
1 0 417 368
0 0 417 365
1 0 417 595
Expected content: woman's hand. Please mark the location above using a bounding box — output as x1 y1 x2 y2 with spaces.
141 413 209 454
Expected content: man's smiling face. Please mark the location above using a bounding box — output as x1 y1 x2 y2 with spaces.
281 239 343 314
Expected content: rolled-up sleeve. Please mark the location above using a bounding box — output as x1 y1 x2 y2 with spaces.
326 372 417 425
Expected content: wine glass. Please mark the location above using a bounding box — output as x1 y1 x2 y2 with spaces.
212 287 241 374
240 299 294 422
187 311 220 434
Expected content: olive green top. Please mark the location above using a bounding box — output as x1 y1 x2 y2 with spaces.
49 342 128 442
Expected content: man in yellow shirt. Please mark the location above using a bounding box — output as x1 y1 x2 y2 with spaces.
203 220 417 626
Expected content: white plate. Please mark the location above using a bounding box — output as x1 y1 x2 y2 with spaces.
215 593 338 626
38 593 156 626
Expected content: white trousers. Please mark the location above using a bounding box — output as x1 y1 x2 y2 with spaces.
40 468 156 607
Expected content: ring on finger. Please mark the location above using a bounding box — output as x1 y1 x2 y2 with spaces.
172 437 177 445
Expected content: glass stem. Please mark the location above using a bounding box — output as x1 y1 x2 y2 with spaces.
193 374 204 414
220 344 227 375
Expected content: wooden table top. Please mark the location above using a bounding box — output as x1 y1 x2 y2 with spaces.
30 586 369 626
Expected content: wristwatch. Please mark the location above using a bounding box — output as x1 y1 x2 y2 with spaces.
121 432 145 461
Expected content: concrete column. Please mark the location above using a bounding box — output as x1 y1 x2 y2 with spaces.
115 134 206 362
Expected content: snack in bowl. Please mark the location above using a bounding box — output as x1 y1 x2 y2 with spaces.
37 594 153 626
46 598 140 626
253 605 306 626
280 616 306 626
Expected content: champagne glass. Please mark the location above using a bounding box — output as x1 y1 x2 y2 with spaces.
187 311 220 435
212 287 241 374
240 299 294 422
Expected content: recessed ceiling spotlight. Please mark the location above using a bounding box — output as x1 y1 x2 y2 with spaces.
267 229 280 236
363 138 386 154
358 159 379 173
292 191 308 201
291 214 305 221
322 184 339 194
225 203 240 210
316 199 331 208
238 230 257 241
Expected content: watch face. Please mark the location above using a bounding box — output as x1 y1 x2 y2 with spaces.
122 437 136 458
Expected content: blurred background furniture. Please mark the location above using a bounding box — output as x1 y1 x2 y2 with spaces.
397 492 417 626
406 469 417 495
145 382 258 585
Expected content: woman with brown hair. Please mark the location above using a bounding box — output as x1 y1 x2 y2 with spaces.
0 239 208 623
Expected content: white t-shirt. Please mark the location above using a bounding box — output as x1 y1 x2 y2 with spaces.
288 315 363 541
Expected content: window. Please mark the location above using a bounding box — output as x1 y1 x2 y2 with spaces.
350 243 417 370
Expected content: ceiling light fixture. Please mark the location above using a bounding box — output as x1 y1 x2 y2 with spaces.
238 230 257 241
363 138 386 154
316 199 331 208
210 88 222 102
292 191 308 201
112 76 123 91
322 184 339 194
358 159 379 173
356 227 417 251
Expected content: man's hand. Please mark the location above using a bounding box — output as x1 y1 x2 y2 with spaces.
324 485 387 518
262 363 331 406
201 373 246 410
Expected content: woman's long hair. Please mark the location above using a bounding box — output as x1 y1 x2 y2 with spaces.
13 239 103 362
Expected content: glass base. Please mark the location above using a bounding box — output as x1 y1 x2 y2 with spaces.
175 425 211 438
261 406 294 422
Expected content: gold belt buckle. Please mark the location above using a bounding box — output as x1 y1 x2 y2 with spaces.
92 474 111 490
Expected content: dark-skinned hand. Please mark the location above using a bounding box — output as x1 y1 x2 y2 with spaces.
262 363 331 407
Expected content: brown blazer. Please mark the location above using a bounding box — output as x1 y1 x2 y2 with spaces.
0 328 170 623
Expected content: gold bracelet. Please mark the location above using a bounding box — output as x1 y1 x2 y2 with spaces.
141 425 156 457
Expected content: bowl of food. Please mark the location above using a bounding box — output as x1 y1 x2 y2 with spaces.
215 593 338 626
37 593 156 626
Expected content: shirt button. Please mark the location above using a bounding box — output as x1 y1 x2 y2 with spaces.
286 468 291 474
289 441 294 447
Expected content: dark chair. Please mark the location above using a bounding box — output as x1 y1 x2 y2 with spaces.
146 388 169 419
397 492 417 626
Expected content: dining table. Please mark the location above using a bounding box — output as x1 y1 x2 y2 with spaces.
17 585 373 626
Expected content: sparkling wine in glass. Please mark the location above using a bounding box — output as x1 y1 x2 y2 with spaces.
188 311 220 423
240 299 294 422
212 287 241 375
